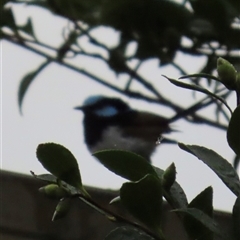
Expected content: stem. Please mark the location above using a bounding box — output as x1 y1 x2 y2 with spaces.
77 194 166 240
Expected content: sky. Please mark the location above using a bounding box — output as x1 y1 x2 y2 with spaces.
1 3 239 212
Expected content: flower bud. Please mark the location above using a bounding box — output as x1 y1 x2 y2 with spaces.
217 57 237 90
39 184 69 199
162 163 176 190
52 198 71 221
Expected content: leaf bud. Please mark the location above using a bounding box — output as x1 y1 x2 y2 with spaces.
217 57 237 90
52 198 71 221
162 163 176 190
39 184 69 199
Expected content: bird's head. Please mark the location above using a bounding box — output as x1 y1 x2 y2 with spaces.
74 95 131 118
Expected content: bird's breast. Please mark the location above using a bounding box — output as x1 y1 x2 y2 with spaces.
89 126 157 160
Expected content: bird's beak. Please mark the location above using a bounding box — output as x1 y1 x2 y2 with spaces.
74 106 84 111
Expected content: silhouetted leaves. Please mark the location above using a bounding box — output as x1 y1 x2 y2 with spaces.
179 143 240 196
120 174 163 235
184 187 214 240
227 105 240 157
93 149 158 181
18 60 50 113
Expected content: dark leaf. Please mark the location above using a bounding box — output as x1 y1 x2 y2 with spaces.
120 174 163 235
227 105 240 157
18 17 35 38
184 187 214 240
233 155 239 170
175 208 231 240
179 143 240 196
179 73 220 82
105 226 154 240
36 143 89 197
93 150 158 181
232 195 240 239
164 76 232 114
18 60 50 113
1 7 16 28
30 172 57 183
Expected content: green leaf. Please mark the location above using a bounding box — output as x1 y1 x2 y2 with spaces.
227 105 240 157
164 76 232 114
120 174 163 235
36 143 89 197
105 227 154 240
178 143 240 196
154 167 188 209
232 195 240 239
93 150 158 181
52 198 71 221
18 60 50 113
174 208 231 240
184 187 214 240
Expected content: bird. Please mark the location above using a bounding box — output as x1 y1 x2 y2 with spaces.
75 95 174 161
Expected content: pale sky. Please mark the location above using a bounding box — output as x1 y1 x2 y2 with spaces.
1 3 238 212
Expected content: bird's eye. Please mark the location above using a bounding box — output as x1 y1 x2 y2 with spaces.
95 106 118 117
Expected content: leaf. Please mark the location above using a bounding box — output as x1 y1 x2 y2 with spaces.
30 172 80 195
18 17 35 38
189 186 213 216
31 172 58 183
93 150 158 181
52 198 71 221
120 174 163 235
1 7 17 28
164 76 232 114
18 60 50 114
227 105 240 157
179 143 240 196
154 167 188 209
179 73 220 82
184 187 214 240
105 227 154 240
232 195 240 239
36 143 89 197
174 208 231 240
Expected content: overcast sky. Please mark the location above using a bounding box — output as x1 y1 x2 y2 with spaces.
2 3 239 212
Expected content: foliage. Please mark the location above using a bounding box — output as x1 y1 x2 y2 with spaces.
31 59 240 239
1 0 240 133
2 0 240 239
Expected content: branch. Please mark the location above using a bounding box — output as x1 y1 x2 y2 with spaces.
2 33 228 131
77 194 165 240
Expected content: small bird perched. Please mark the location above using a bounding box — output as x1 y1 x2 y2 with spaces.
75 95 174 161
